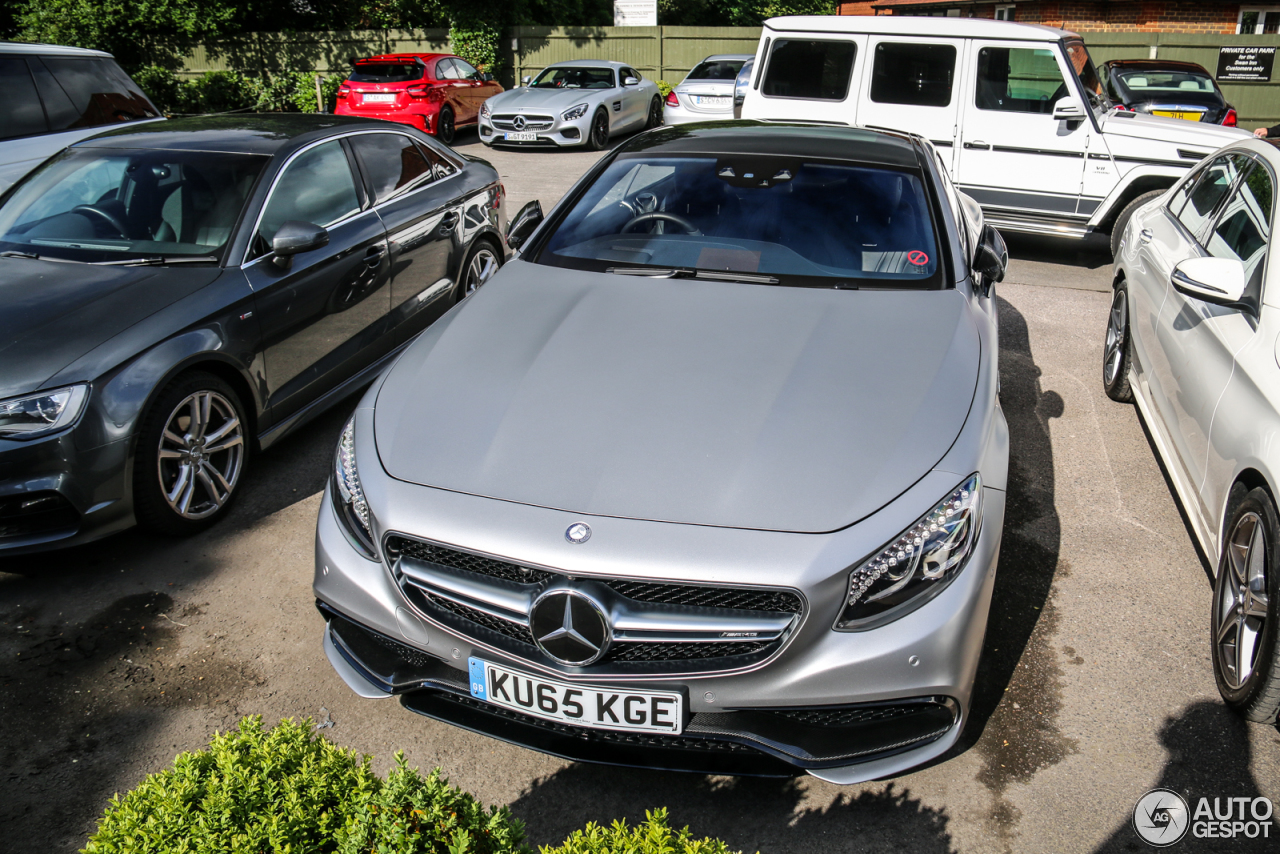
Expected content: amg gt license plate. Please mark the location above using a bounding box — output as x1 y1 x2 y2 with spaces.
695 96 731 108
503 131 538 141
363 93 397 103
468 657 684 733
1152 110 1202 122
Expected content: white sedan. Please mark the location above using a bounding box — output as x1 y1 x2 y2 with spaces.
479 60 662 150
1107 136 1280 724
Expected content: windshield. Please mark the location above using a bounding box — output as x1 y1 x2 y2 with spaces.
1065 40 1109 111
350 62 423 82
1114 68 1216 93
0 148 266 263
686 60 746 81
536 154 941 288
531 66 614 89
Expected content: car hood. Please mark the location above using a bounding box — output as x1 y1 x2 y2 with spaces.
0 259 221 399
1101 111 1250 148
374 261 981 533
488 87 611 112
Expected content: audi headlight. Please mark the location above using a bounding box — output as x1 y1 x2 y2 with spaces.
562 103 589 121
480 101 491 119
332 415 377 559
0 385 88 440
835 474 982 631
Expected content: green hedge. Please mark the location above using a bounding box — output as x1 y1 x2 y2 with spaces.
81 717 743 854
133 67 344 116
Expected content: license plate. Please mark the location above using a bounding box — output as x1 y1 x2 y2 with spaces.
469 657 684 734
362 93 397 103
503 131 538 141
1152 110 1202 122
695 96 731 108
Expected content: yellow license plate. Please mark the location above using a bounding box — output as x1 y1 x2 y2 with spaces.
1153 110 1202 122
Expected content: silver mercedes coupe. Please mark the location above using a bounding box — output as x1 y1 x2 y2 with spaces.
315 122 1010 783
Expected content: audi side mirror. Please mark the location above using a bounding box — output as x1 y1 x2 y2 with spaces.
506 200 544 252
973 223 1007 294
1172 257 1250 309
271 220 329 269
1052 97 1087 122
624 76 640 86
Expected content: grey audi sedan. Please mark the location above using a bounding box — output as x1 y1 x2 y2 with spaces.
315 122 1010 782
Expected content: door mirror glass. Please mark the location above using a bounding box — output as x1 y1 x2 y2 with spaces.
506 200 544 251
271 220 329 268
624 76 640 86
1051 97 1087 121
1171 256 1247 306
973 223 1008 289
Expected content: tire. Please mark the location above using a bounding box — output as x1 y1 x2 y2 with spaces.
646 96 663 130
133 371 248 536
586 109 610 151
437 106 456 146
457 238 503 302
1110 189 1163 258
1102 283 1134 403
1212 487 1280 723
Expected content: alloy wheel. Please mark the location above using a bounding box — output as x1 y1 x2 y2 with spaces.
1215 511 1271 690
464 246 500 296
156 390 245 520
592 113 608 148
1103 288 1127 386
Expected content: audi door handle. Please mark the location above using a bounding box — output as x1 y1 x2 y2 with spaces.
1139 228 1153 243
439 212 460 233
363 245 386 267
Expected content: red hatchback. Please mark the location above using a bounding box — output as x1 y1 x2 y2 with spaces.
334 53 503 144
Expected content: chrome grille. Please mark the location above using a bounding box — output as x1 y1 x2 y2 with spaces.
389 538 553 585
492 114 554 131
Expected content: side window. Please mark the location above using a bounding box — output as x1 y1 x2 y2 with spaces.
453 58 479 80
435 59 461 80
624 67 640 82
255 141 360 255
870 43 957 107
36 57 157 129
416 137 459 179
349 133 434 204
763 39 856 101
976 47 1067 114
0 58 48 140
1176 154 1248 240
1205 161 1272 288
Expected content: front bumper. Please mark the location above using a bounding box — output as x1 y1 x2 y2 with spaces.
478 113 591 147
314 441 1006 781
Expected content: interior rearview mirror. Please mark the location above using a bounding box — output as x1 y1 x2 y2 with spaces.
1052 97 1087 122
271 220 329 269
973 223 1008 294
624 76 640 86
1171 257 1249 308
506 200 544 252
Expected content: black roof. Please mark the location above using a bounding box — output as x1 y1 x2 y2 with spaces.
618 121 924 168
73 114 396 155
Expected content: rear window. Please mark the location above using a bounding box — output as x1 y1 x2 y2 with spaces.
35 57 158 129
0 58 47 140
686 60 746 81
870 43 957 107
350 62 424 83
1114 69 1215 93
763 40 856 101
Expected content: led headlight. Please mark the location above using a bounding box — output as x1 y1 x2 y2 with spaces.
480 101 491 119
332 415 377 559
562 103 589 121
835 474 982 631
0 385 88 440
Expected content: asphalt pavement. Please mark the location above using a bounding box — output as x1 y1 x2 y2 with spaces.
0 127 1275 853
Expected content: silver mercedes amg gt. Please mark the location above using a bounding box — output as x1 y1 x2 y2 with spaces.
315 122 1010 783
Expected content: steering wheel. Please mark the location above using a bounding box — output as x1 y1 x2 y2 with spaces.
72 204 128 237
621 211 702 236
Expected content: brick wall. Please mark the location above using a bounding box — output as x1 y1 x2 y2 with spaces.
842 0 1242 33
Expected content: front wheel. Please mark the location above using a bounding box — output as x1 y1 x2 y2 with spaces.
586 109 610 151
1109 189 1163 258
1213 487 1280 723
1102 284 1133 402
646 96 663 129
458 239 503 301
133 372 248 536
437 106 456 146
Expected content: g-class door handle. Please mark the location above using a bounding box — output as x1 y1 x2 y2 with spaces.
964 141 991 150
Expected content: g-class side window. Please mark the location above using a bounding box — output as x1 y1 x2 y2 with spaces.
870 43 957 108
762 39 856 101
975 47 1067 114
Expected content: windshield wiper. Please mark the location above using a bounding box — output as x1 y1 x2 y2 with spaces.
91 255 220 267
607 267 694 278
606 266 780 285
0 250 39 260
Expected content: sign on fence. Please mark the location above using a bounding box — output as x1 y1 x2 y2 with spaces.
1217 45 1276 81
614 0 657 26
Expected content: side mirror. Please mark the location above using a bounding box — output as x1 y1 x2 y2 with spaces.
271 220 328 269
506 200 544 252
522 75 532 85
973 223 1008 293
480 72 494 82
1052 97 1087 122
1171 257 1248 308
624 76 640 86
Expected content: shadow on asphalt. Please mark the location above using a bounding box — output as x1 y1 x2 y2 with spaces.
1004 231 1113 270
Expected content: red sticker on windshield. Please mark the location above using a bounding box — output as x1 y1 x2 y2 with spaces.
907 250 929 266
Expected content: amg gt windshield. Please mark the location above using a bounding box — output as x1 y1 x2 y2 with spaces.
531 67 615 89
0 148 266 263
537 154 941 287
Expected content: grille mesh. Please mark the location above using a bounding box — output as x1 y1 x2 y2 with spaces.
366 627 436 668
769 705 927 727
610 641 770 662
390 537 554 585
605 580 802 614
415 589 536 646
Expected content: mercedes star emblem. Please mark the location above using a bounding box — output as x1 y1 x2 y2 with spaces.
513 115 527 130
529 589 611 665
565 522 591 544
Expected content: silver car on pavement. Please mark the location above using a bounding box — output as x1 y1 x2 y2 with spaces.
479 60 662 149
663 54 753 125
316 122 1011 783
1107 136 1280 725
